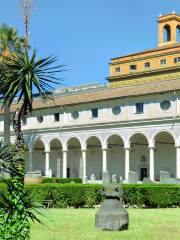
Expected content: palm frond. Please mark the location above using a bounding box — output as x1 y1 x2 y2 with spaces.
0 49 64 117
0 141 16 175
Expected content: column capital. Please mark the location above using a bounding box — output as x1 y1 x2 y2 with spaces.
102 148 108 151
44 150 50 154
62 149 68 153
149 146 155 150
81 149 87 152
124 147 130 150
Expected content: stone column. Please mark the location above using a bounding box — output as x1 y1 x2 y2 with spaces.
56 152 61 178
45 151 50 177
149 147 155 181
124 147 130 181
63 150 67 178
102 148 107 172
176 146 180 178
82 149 87 183
28 150 33 171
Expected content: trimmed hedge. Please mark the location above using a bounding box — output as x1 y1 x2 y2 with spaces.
42 178 82 184
1 183 180 208
0 178 82 184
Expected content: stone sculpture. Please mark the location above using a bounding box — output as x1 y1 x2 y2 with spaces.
128 171 138 184
95 171 129 231
91 173 96 182
112 174 117 183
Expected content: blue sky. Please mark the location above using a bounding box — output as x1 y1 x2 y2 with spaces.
1 0 180 87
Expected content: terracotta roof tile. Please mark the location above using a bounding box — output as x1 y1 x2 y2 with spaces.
4 78 180 114
32 79 180 109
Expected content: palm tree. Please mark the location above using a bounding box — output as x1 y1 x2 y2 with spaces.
0 49 63 238
0 24 25 145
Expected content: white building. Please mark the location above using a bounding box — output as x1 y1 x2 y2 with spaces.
2 13 180 182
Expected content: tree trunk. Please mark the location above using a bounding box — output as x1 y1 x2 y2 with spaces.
12 116 25 179
4 101 10 145
4 116 31 239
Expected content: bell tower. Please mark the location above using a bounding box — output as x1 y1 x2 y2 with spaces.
158 12 180 47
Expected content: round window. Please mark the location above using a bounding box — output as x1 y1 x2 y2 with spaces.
160 100 171 110
71 111 79 120
112 106 121 115
37 115 43 123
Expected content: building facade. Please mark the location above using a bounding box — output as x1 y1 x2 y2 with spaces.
2 13 180 182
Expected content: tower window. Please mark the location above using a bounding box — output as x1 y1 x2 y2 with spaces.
135 103 144 114
160 59 166 65
91 108 98 118
115 67 121 73
163 24 171 42
130 64 137 71
176 25 180 42
144 62 150 68
54 113 59 122
174 57 180 63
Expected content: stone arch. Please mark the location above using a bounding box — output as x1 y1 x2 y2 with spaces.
153 131 176 181
127 131 150 147
85 135 102 180
105 134 125 178
128 132 149 181
104 133 125 149
151 129 177 146
83 134 103 150
66 137 82 178
48 137 63 150
65 135 82 150
32 138 45 175
32 137 46 151
163 24 171 42
49 138 63 177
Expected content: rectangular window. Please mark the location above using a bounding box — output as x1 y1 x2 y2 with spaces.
115 67 121 73
174 57 180 63
135 103 144 114
54 113 60 122
144 62 150 68
160 59 166 65
130 64 137 71
91 108 98 118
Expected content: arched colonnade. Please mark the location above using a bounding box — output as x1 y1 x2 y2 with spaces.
23 130 180 182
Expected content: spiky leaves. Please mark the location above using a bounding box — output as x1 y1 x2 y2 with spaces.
0 141 15 175
0 49 64 117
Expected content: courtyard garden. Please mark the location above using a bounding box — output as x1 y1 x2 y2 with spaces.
31 208 180 240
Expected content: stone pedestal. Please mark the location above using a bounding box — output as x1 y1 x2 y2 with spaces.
95 171 129 231
96 198 128 231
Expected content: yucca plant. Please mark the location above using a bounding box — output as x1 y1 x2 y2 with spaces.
0 141 43 239
0 49 63 239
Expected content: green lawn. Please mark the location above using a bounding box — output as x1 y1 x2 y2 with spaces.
31 208 180 240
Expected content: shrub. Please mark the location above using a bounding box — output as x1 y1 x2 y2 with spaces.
1 183 180 208
42 178 82 184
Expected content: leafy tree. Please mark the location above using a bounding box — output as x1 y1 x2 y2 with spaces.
0 48 63 239
0 24 26 145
